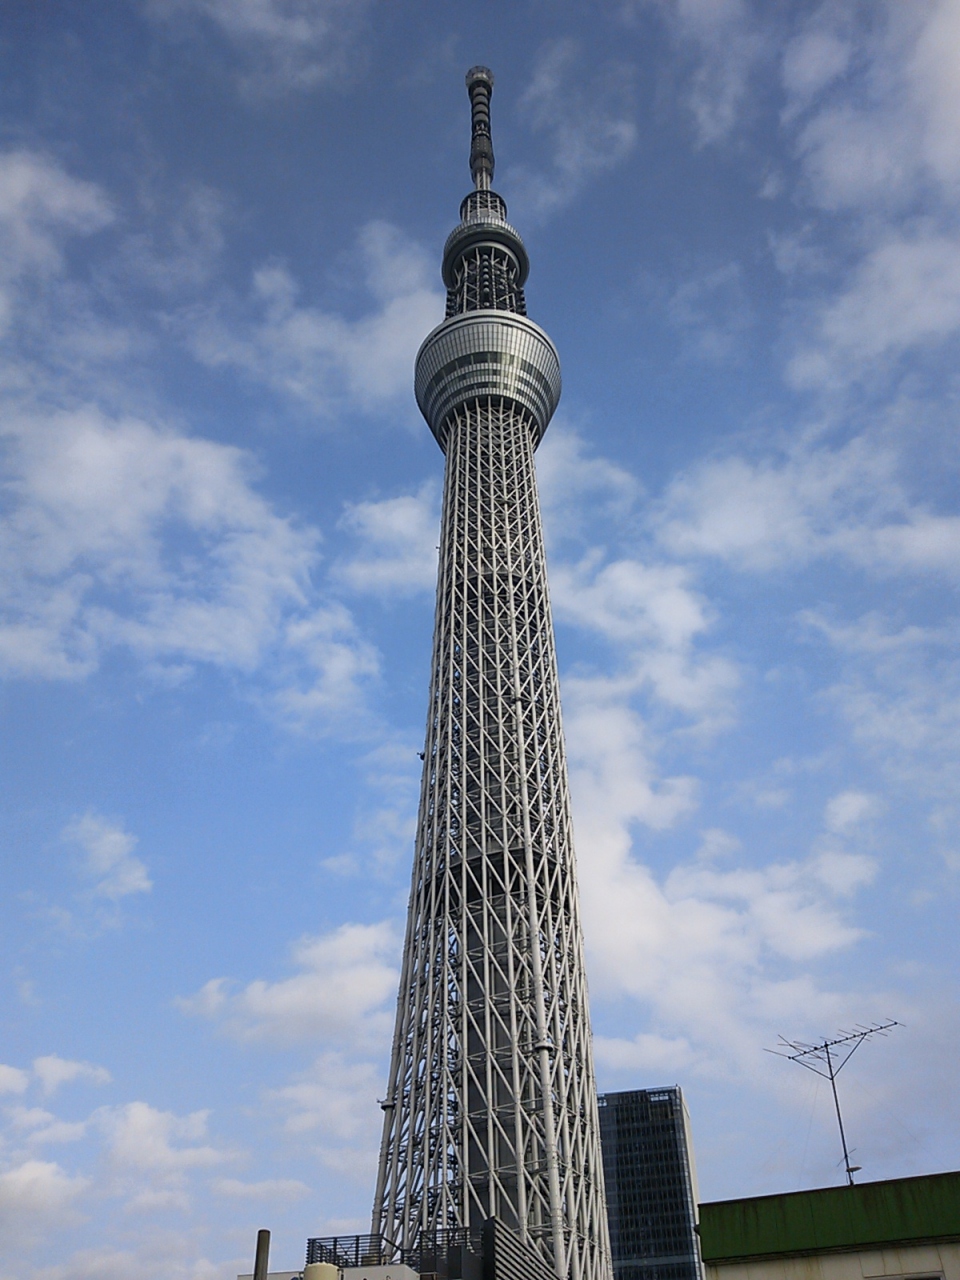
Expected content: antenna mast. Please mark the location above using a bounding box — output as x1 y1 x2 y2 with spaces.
767 1020 900 1186
466 65 495 190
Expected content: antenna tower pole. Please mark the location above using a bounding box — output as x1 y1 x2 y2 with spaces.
370 68 612 1280
767 1020 900 1186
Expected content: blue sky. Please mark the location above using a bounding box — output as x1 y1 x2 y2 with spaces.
2 1 959 1275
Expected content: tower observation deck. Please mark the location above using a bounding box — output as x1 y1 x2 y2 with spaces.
371 68 612 1280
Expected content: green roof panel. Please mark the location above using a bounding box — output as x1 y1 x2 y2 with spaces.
698 1171 960 1263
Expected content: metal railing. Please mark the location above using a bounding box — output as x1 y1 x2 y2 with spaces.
305 1228 484 1274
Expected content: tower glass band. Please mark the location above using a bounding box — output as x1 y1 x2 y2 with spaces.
372 68 612 1280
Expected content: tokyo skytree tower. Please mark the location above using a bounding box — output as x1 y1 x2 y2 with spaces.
371 68 612 1280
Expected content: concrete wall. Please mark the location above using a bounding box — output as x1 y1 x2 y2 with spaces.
705 1240 960 1280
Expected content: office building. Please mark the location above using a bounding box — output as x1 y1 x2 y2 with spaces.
598 1088 702 1280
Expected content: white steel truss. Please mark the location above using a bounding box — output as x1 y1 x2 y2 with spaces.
372 400 611 1280
371 66 612 1280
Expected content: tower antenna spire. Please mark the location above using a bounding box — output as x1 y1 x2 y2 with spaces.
466 66 495 190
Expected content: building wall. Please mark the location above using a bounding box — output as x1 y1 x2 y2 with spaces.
704 1240 960 1280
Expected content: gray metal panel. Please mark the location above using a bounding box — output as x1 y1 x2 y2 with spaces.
414 313 561 449
483 1218 557 1280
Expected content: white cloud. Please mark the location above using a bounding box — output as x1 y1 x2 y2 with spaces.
33 1054 113 1096
635 0 770 145
537 432 849 1081
8 1106 88 1145
812 850 877 898
0 151 112 335
565 682 698 837
577 770 875 1077
189 222 443 418
559 583 885 1078
593 1030 697 1076
537 425 638 538
697 827 741 861
789 233 960 386
556 557 707 650
175 977 229 1019
0 1093 257 1274
102 1102 225 1174
781 30 852 115
0 1159 88 1244
62 815 152 902
0 152 111 262
0 1064 30 1095
346 738 422 872
177 930 396 1183
617 2 946 407
118 184 227 297
768 224 828 276
269 1051 377 1140
804 612 960 803
0 404 318 678
267 1051 382 1178
540 437 728 729
910 0 960 188
824 790 877 833
177 921 398 1047
667 262 752 362
96 1101 230 1213
763 1 960 419
149 0 374 94
334 482 439 596
29 1238 239 1280
768 4 960 400
554 557 739 727
211 1176 310 1198
273 602 380 732
653 431 960 578
510 40 637 219
790 2 960 211
0 401 380 728
0 181 431 752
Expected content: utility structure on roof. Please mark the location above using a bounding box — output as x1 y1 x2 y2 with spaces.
767 1022 901 1187
370 67 612 1280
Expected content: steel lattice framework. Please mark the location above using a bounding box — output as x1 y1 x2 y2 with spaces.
371 68 612 1280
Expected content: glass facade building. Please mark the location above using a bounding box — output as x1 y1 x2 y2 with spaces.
598 1088 702 1280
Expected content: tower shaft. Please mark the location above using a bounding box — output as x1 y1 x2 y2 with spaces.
372 69 611 1280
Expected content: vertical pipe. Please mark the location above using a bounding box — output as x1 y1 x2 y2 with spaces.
253 1229 270 1280
825 1044 855 1185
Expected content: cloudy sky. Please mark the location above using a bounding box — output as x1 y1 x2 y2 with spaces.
2 0 960 1276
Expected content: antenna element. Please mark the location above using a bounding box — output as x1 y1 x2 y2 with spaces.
767 1020 901 1186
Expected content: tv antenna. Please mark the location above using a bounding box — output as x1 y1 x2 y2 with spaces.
767 1020 900 1186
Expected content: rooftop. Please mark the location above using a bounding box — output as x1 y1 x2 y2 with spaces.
698 1170 960 1264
